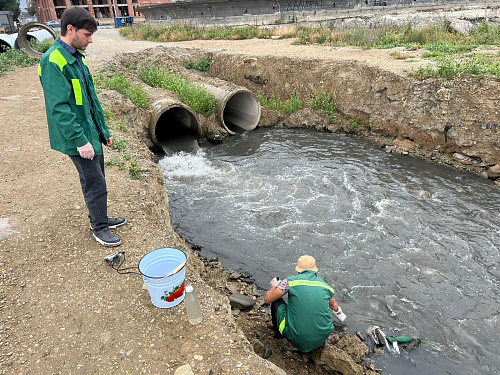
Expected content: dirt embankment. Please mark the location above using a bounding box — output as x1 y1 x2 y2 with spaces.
1 26 499 375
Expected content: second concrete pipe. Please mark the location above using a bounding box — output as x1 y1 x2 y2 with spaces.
149 81 261 151
201 81 261 135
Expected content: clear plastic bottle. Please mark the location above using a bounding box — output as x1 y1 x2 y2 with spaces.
184 285 203 325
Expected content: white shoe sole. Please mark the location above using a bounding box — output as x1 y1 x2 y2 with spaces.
92 233 122 247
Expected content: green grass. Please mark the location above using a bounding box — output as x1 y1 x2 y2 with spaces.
103 107 114 123
116 119 129 132
138 64 216 116
105 157 126 170
106 139 146 179
412 54 500 79
0 38 54 77
120 24 274 42
311 90 337 124
96 70 149 110
348 119 370 132
103 107 145 180
184 55 211 72
258 89 303 114
29 38 54 53
128 159 146 180
111 139 128 151
0 48 39 77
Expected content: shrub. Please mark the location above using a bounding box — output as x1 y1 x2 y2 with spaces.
138 64 216 116
258 89 303 114
311 90 337 124
97 70 149 110
0 48 38 76
184 55 211 72
29 38 54 53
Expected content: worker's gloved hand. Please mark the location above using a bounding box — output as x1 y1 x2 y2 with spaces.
270 277 280 287
333 305 347 322
78 142 94 160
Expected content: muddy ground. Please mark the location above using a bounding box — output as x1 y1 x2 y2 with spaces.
0 27 498 375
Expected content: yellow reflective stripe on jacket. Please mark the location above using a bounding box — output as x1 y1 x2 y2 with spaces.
288 280 334 294
279 317 286 334
48 48 67 71
71 79 83 105
38 64 41 77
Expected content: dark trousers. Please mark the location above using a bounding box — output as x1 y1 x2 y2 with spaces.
271 298 287 337
68 154 108 231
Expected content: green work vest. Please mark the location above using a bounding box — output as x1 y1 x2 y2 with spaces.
277 270 335 352
38 41 110 155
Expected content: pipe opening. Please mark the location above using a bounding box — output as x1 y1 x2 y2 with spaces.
222 90 260 134
151 102 200 155
0 40 11 53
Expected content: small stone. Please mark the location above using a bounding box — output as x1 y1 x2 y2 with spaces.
488 164 500 179
229 293 256 310
174 364 194 375
230 272 241 279
263 348 272 359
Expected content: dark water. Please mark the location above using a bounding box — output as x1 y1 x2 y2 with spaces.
158 127 500 375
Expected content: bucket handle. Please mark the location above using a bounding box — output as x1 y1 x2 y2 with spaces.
106 250 189 280
143 261 186 284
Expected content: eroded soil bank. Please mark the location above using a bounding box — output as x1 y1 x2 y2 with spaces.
1 29 499 375
116 43 500 183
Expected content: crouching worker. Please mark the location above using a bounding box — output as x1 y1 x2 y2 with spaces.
264 255 345 352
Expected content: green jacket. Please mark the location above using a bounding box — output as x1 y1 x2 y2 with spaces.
277 271 335 352
39 40 110 155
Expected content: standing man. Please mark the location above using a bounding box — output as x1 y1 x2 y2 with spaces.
39 7 126 247
264 255 345 352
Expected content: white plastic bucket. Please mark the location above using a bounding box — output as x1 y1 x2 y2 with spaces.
138 248 187 308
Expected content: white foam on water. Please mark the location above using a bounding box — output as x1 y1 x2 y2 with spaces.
158 150 227 179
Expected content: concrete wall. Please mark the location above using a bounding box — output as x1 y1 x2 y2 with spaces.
138 0 478 22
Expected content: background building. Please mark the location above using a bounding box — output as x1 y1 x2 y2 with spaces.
34 0 165 24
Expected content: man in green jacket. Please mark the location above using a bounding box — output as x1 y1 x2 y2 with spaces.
264 255 345 352
39 7 126 247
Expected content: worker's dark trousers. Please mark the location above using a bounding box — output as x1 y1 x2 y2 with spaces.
68 153 108 231
271 298 287 337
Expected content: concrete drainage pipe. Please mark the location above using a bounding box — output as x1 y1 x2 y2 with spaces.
17 23 57 58
0 33 17 52
149 99 200 154
202 83 261 135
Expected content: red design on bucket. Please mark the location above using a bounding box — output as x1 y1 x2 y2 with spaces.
161 282 185 302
